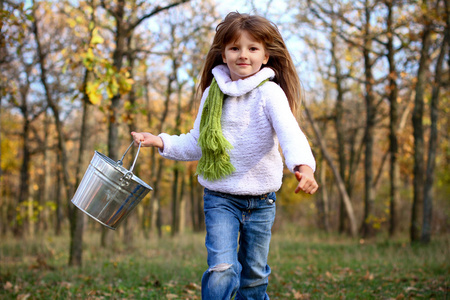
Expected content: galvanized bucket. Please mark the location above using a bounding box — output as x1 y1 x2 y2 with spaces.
71 142 152 230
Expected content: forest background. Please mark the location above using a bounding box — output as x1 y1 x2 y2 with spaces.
0 0 449 273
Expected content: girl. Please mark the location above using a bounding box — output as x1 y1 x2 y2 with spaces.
132 12 318 300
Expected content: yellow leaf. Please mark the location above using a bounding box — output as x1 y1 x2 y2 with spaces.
86 81 102 104
67 18 76 28
89 92 102 105
91 28 104 45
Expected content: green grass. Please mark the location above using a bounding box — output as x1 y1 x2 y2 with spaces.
0 227 448 299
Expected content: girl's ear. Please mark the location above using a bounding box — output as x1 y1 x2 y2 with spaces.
222 52 227 63
263 53 269 65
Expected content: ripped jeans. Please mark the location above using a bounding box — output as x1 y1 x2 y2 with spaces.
201 188 276 300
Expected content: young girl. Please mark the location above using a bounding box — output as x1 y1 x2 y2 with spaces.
132 12 318 300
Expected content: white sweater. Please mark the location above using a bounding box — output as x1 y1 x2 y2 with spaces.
159 65 316 195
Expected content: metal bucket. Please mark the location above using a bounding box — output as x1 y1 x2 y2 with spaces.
71 142 152 230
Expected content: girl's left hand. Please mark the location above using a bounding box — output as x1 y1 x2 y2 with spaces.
294 165 319 195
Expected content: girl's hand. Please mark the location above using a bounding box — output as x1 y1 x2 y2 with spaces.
294 165 319 195
131 132 164 150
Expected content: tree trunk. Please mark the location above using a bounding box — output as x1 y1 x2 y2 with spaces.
385 0 400 237
330 19 348 234
179 175 186 234
101 0 127 248
189 169 199 231
421 28 448 243
411 25 432 243
360 5 376 238
171 165 180 236
69 89 91 266
317 157 330 232
55 152 63 236
122 34 139 247
305 105 357 237
196 178 205 231
16 115 31 237
155 159 165 238
42 111 51 233
171 71 184 236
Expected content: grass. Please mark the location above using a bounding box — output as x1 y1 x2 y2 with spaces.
0 227 448 299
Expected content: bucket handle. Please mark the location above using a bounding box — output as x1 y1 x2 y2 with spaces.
118 141 142 186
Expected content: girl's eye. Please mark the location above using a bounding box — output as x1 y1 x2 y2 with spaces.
230 47 239 51
250 47 258 51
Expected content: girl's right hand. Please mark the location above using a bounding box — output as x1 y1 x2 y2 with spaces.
131 132 164 150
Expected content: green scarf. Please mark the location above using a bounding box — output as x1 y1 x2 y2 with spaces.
197 78 269 181
197 78 234 181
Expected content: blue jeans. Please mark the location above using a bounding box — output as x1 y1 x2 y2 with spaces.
201 188 276 300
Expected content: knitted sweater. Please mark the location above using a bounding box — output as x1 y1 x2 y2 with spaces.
159 65 316 195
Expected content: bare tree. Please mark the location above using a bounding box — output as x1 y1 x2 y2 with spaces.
421 2 449 243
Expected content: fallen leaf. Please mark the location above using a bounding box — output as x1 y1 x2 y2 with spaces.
60 281 72 289
166 294 178 299
186 282 201 290
292 290 302 299
363 270 374 280
4 281 13 291
17 294 31 300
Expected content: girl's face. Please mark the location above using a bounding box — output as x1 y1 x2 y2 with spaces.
222 31 269 81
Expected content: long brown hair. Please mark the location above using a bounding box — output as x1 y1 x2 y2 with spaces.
199 12 303 114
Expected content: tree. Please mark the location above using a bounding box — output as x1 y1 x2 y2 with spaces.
98 0 190 246
411 4 433 243
67 0 98 266
382 0 401 236
421 0 449 243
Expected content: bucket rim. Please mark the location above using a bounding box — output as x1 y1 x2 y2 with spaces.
93 150 153 191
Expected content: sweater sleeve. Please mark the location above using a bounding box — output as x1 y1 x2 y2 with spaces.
158 88 209 161
261 82 316 172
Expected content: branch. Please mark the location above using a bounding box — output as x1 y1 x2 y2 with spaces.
126 48 170 57
100 0 118 20
309 0 363 32
130 0 190 31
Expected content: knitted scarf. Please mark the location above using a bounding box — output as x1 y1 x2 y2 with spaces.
197 78 234 181
197 77 268 181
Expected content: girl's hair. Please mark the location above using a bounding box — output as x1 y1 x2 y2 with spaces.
199 12 303 114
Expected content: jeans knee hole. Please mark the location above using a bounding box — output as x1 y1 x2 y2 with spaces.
209 263 233 272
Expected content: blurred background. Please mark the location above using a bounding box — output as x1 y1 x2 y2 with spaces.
1 0 448 267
